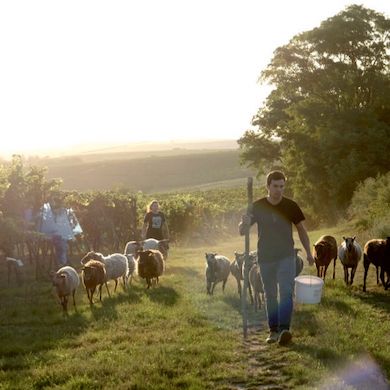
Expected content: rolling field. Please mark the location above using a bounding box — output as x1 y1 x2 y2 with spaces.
1 228 389 389
31 147 256 193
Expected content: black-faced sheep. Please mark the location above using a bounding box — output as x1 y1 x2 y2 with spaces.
363 237 390 292
313 235 338 281
338 236 362 286
81 259 110 304
248 262 264 311
205 253 230 295
137 249 165 289
81 251 128 293
50 266 80 314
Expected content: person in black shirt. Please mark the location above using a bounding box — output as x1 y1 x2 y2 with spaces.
239 171 314 345
141 200 169 241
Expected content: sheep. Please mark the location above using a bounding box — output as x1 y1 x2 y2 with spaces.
50 266 80 314
248 262 264 311
205 253 231 295
137 249 165 289
338 236 362 286
124 240 142 257
363 237 390 292
295 248 304 277
81 259 110 304
81 251 129 293
230 251 256 301
142 238 170 261
313 235 338 281
125 254 137 286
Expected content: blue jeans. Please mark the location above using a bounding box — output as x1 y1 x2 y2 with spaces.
52 235 68 267
259 256 296 332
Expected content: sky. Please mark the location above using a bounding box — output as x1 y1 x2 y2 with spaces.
0 1 389 157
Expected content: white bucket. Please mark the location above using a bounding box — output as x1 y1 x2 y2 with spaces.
294 275 324 304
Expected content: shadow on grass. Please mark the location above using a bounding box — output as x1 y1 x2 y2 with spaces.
145 285 180 306
353 289 390 314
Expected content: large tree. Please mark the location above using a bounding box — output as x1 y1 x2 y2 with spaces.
239 5 390 221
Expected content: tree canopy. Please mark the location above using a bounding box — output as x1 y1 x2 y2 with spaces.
238 5 390 222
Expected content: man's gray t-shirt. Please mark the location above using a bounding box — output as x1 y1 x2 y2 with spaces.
250 197 305 262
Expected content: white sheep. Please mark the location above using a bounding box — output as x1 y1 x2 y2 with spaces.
142 238 170 261
81 251 129 293
125 254 137 286
50 266 80 314
338 236 362 286
124 240 142 256
205 253 230 295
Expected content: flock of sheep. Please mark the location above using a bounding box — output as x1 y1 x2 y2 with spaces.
50 238 169 314
4 234 389 315
205 236 390 307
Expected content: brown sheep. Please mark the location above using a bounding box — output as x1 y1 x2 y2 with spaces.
313 235 337 281
230 251 256 301
363 237 390 292
82 259 110 304
137 249 165 289
248 262 264 311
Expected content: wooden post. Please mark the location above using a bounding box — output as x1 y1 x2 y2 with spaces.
242 177 253 338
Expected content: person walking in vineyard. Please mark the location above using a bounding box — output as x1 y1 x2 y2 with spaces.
141 200 169 241
239 170 314 345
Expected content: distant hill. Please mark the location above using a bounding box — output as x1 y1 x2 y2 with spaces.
36 148 257 193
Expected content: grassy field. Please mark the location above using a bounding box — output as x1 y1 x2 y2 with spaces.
31 149 256 193
1 228 389 389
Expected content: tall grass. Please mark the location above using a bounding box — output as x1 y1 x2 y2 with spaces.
0 229 389 389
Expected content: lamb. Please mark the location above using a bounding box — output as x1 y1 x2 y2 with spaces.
363 237 390 292
248 262 264 311
142 238 170 261
295 248 304 277
205 253 230 295
338 236 362 286
81 251 129 293
50 266 80 314
81 259 110 304
137 249 165 289
313 235 338 281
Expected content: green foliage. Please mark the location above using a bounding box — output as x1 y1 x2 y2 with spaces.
239 5 390 221
348 172 390 237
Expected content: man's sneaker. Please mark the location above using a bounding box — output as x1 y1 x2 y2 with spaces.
278 329 292 345
266 331 279 344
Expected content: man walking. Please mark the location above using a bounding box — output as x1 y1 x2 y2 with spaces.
239 171 314 345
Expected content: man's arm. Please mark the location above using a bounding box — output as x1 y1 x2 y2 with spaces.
295 221 314 265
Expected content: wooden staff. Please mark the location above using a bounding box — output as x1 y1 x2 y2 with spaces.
242 177 253 338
